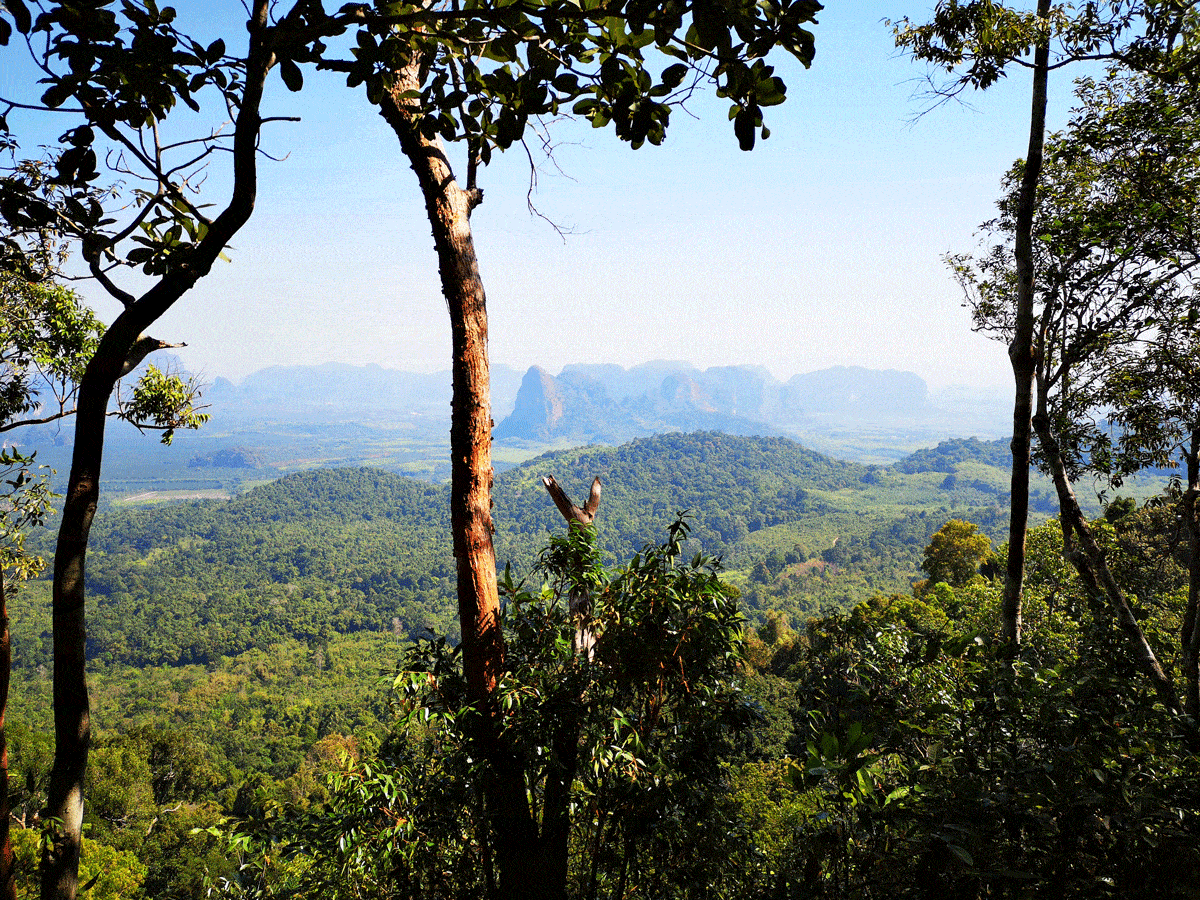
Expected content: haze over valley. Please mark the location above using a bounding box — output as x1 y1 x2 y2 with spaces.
16 360 1013 500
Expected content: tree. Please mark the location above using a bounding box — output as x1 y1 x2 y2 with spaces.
220 517 759 900
297 2 823 894
1 273 208 441
920 518 991 591
955 71 1200 715
893 0 1194 646
1102 304 1200 715
1075 76 1200 719
0 3 344 896
0 449 52 900
0 270 208 898
1 273 99 432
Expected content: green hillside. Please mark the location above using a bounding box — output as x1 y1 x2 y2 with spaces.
11 432 1045 673
3 431 1185 900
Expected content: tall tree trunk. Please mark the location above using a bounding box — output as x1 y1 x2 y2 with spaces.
40 9 275 897
1003 0 1053 647
378 63 544 900
1033 411 1180 714
42 342 120 900
0 573 13 900
1181 427 1200 718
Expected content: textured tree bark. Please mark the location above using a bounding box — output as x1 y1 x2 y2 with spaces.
377 61 503 723
1033 411 1180 714
40 7 275 897
378 62 545 900
1003 0 1053 647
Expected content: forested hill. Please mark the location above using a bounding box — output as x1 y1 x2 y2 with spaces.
892 436 1013 473
492 431 866 563
21 431 1014 671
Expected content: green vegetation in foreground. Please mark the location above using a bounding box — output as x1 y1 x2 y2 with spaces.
0 431 1189 899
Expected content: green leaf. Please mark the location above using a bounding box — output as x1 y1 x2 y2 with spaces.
552 73 580 94
660 63 688 90
40 81 73 110
279 57 304 92
948 844 974 866
3 0 31 35
733 108 755 150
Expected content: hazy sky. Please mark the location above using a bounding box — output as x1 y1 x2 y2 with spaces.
3 3 1088 392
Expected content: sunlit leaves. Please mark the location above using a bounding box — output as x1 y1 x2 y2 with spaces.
345 0 821 158
116 363 209 445
891 0 1154 97
216 517 756 898
0 448 54 584
956 71 1200 484
1 274 104 427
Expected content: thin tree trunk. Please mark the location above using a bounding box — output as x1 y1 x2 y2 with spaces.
1181 427 1200 718
1003 0 1053 647
42 331 126 900
1033 411 1180 713
543 475 601 656
378 64 543 900
40 9 276 897
0 574 13 900
538 475 601 892
540 712 581 897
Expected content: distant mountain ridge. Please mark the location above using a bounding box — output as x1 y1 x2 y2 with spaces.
9 360 1012 494
205 361 527 422
494 361 968 445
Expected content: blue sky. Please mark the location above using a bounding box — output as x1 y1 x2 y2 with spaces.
1 2 1089 393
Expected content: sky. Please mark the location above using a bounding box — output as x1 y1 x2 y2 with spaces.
1 2 1091 393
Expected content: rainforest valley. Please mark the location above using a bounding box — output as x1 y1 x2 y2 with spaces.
5 0 1200 898
1 431 1194 899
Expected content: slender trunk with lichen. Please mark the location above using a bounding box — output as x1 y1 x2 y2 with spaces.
1004 0 1053 647
377 61 548 900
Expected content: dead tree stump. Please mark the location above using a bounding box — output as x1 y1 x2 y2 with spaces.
542 475 601 658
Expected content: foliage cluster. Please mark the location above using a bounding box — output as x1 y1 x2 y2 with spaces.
216 518 764 900
4 485 1198 900
7 433 1036 670
738 515 1200 898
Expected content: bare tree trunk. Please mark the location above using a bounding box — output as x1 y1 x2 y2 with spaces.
543 475 601 656
1181 428 1200 718
538 475 601 890
378 63 544 900
1033 412 1180 713
41 9 276 897
1003 0 1053 647
0 574 13 900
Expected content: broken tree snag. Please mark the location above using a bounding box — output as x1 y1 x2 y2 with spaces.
543 475 600 527
542 475 601 657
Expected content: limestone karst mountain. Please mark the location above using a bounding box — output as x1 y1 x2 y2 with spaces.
492 361 963 445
